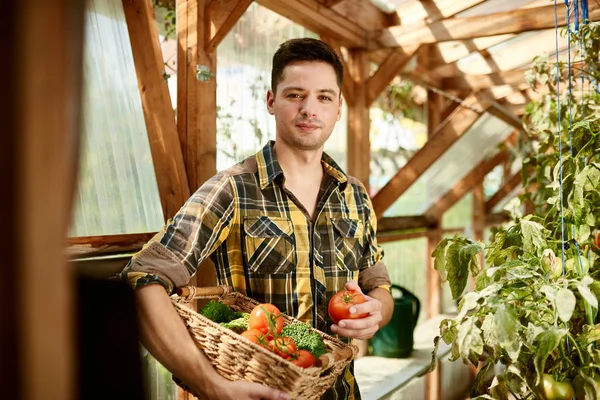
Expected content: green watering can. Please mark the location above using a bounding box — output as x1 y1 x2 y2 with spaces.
370 285 421 358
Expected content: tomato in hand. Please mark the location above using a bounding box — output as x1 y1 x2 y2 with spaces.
291 349 316 368
328 289 369 324
269 336 297 359
249 303 284 336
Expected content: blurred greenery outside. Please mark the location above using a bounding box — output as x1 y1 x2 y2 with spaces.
74 1 508 396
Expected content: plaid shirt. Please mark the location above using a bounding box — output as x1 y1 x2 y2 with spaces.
120 141 391 399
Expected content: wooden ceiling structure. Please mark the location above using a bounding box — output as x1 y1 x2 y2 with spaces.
68 0 600 259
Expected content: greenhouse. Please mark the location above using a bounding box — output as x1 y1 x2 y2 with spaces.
4 0 599 399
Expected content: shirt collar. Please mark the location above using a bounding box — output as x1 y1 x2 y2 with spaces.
256 141 348 190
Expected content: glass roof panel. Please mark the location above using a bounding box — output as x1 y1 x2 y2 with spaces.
384 112 514 217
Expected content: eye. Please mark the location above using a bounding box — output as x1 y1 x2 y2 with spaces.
319 95 332 101
287 93 302 99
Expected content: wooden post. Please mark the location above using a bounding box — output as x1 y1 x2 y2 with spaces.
425 90 443 400
346 49 371 190
7 0 85 399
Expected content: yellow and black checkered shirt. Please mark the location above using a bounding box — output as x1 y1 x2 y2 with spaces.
120 141 391 399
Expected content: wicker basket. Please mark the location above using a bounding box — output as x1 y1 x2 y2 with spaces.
170 285 358 399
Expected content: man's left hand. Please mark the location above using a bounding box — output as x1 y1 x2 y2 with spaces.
330 281 383 340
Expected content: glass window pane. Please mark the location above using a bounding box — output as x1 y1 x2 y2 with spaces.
70 0 165 237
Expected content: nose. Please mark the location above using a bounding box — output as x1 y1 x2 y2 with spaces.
299 97 316 119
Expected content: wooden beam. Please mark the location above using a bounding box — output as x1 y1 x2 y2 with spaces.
427 34 515 65
66 233 157 258
329 0 395 31
178 0 218 291
442 69 527 91
366 45 419 106
486 211 511 226
377 215 438 233
394 0 485 26
377 230 428 244
12 0 86 398
474 91 523 130
485 171 523 213
347 49 370 189
434 29 568 77
371 5 600 49
205 0 253 51
320 36 354 105
372 93 490 218
256 0 367 48
124 0 191 220
425 150 508 219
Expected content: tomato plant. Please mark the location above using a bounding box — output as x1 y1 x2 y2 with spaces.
269 336 297 359
428 21 600 400
291 349 316 368
538 374 575 400
248 303 283 336
328 289 368 323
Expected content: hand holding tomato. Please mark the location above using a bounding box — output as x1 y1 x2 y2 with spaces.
328 281 383 340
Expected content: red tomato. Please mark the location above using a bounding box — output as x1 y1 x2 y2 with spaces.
328 289 368 324
291 350 316 368
595 232 600 248
269 336 297 359
248 303 284 336
240 329 263 344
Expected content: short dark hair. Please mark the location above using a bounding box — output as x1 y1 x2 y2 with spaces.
271 38 344 96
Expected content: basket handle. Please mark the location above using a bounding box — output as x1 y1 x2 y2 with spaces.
314 346 355 369
175 285 231 300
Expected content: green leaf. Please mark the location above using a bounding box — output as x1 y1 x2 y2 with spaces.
470 361 493 398
447 242 470 299
577 283 598 309
526 323 545 346
457 291 481 320
457 317 484 363
425 336 440 374
489 374 510 400
577 223 591 243
495 305 522 361
439 318 458 345
481 313 499 349
533 327 567 384
556 288 576 322
520 218 546 254
432 238 450 281
475 271 491 290
586 212 596 227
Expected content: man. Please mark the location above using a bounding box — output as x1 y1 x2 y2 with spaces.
120 38 393 399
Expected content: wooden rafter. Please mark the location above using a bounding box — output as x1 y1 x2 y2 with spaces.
371 5 600 49
205 0 253 51
366 45 420 106
427 34 515 66
328 0 395 31
424 150 509 219
442 69 527 91
124 0 191 220
486 171 523 213
433 29 568 77
256 0 367 48
475 92 523 130
371 93 491 218
377 215 437 233
393 0 485 26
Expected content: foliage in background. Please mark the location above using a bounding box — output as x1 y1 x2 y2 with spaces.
430 22 600 399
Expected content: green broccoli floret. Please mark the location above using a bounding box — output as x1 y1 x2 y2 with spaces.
220 313 250 333
281 322 327 358
199 300 242 323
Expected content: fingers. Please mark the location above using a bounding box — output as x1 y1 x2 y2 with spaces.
239 382 290 400
330 321 379 340
344 280 361 292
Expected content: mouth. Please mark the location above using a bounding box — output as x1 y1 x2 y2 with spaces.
295 123 320 132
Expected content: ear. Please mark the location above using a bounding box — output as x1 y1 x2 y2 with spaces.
336 95 343 121
267 90 275 115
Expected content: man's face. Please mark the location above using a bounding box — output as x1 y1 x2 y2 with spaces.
267 61 342 152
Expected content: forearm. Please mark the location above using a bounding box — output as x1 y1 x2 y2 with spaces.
134 284 223 397
367 287 394 328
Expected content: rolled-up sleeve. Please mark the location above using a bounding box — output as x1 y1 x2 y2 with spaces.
358 185 391 293
118 171 236 293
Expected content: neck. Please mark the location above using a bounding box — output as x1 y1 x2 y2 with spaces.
272 141 324 184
